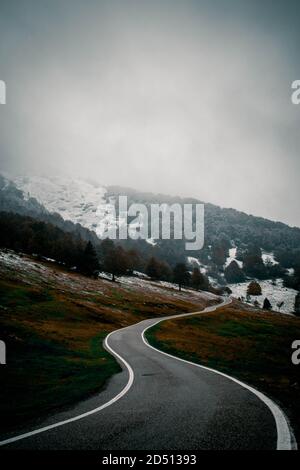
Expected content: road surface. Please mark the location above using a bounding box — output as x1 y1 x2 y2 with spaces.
0 297 294 450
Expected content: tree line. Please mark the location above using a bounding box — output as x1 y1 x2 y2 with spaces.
0 212 211 292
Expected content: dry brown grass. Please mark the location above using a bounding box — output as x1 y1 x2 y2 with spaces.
0 250 217 433
147 300 300 442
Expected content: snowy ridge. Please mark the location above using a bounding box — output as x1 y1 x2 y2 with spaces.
13 176 115 237
13 176 150 241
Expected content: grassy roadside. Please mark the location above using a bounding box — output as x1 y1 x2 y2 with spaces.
0 252 215 435
0 279 120 434
145 301 300 443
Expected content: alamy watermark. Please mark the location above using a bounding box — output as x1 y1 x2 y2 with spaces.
0 80 6 104
0 340 6 364
291 340 300 365
291 80 300 104
100 196 204 251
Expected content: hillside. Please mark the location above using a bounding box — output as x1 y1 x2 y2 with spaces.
7 176 300 258
0 248 217 435
0 175 100 245
1 174 300 313
106 185 300 261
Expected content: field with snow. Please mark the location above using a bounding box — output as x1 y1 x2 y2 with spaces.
8 176 299 317
0 249 218 308
187 249 298 315
223 247 297 314
228 279 297 315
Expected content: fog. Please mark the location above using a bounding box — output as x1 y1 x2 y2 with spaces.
0 0 299 226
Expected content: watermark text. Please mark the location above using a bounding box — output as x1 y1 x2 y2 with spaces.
100 196 204 251
291 340 300 365
291 80 300 104
0 80 6 104
0 340 6 364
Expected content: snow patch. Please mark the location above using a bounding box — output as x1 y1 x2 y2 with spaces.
229 279 297 314
262 251 278 266
187 257 208 274
146 238 157 246
225 247 243 268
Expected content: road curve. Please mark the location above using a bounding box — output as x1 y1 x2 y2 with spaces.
0 297 295 450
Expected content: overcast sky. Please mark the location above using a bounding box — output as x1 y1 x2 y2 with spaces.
0 0 299 226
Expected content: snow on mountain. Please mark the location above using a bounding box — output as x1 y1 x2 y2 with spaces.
12 176 148 240
261 250 278 266
229 279 297 315
13 176 119 238
187 256 208 274
146 238 157 246
225 247 280 269
6 175 299 315
0 173 10 191
225 247 243 268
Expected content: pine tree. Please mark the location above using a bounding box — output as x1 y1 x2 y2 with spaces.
243 246 267 279
100 238 115 262
158 260 172 281
263 297 272 310
173 263 190 291
103 244 129 281
191 267 209 291
79 241 99 276
211 242 227 267
224 260 245 283
146 257 160 279
145 257 171 281
126 249 142 274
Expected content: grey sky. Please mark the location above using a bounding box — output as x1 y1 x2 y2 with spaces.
0 0 299 226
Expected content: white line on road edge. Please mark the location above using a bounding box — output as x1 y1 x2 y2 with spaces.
142 298 297 451
0 297 296 450
0 329 135 447
0 299 221 447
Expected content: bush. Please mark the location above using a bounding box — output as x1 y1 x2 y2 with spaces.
247 281 262 296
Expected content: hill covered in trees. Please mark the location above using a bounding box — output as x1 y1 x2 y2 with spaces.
0 174 100 245
1 175 300 290
107 185 300 263
0 211 213 293
107 186 300 287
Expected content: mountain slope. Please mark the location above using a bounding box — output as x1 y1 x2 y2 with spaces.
3 174 300 275
0 248 215 434
13 176 109 237
0 175 100 244
11 176 300 255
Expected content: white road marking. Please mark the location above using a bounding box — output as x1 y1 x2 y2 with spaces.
142 297 297 451
0 328 135 447
0 299 224 447
0 296 296 450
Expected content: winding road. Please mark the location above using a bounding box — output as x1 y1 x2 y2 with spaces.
0 297 295 450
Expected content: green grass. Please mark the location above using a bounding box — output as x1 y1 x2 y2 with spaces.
0 326 120 433
146 304 300 443
0 278 121 433
0 262 210 436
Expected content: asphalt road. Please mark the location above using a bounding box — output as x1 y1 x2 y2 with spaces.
0 297 292 450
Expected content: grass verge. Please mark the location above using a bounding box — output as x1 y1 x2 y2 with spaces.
145 301 300 443
0 253 213 435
